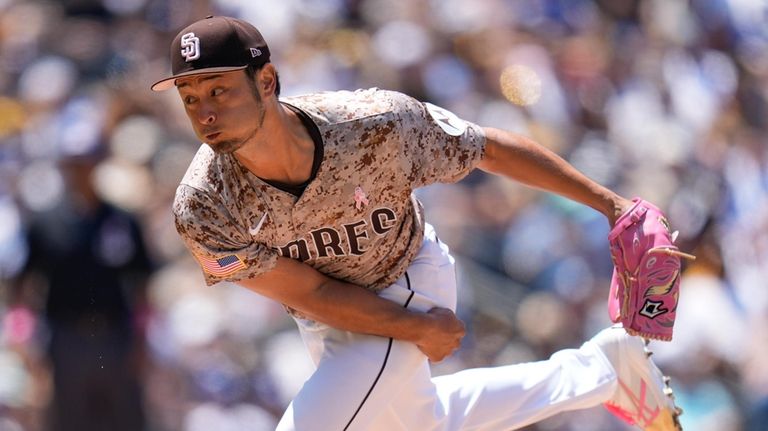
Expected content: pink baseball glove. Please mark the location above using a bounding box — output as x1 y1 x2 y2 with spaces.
607 198 695 341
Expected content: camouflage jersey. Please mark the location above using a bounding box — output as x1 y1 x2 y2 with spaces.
174 88 486 291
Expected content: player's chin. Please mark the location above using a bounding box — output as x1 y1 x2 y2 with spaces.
207 138 245 154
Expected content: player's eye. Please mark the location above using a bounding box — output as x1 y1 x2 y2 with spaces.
211 87 226 97
184 95 198 105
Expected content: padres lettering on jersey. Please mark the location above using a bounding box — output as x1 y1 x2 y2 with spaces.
173 88 485 290
276 207 398 261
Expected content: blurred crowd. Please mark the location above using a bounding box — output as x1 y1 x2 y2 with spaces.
0 0 767 430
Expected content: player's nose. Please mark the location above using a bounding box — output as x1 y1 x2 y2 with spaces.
195 106 216 125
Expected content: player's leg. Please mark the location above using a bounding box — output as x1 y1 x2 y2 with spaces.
276 271 453 431
418 339 616 429
276 321 427 431
276 226 612 431
381 325 681 430
376 230 681 430
275 226 457 431
374 330 614 430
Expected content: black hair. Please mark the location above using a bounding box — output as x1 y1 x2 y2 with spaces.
245 63 281 98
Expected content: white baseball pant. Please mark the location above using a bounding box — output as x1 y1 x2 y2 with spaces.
276 225 618 430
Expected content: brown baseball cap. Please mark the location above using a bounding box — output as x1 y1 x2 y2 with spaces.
151 16 271 91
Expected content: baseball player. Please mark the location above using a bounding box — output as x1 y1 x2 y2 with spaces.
152 16 683 430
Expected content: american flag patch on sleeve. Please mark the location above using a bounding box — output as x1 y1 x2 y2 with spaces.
195 253 246 277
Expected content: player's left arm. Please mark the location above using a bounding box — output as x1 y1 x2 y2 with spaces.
477 127 632 226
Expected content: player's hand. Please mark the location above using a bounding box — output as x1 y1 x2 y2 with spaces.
415 307 465 363
608 196 634 227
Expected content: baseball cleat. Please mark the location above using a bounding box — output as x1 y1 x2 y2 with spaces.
590 325 683 430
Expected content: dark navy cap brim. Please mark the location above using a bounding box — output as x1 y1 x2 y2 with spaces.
150 65 248 91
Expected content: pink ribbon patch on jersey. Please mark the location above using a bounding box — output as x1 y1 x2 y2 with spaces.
354 186 369 210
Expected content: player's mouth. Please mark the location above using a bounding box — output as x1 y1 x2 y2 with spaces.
205 132 221 141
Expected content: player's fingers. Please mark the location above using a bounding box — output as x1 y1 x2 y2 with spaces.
426 306 454 317
427 307 466 335
430 343 460 363
426 350 448 363
417 341 458 362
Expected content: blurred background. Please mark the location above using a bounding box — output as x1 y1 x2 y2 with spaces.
0 0 766 430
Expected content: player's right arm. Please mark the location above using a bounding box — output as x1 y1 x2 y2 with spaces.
237 257 464 362
173 184 463 362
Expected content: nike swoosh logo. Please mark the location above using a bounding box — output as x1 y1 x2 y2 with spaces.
249 213 268 236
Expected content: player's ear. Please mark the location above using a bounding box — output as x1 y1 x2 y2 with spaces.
258 64 277 98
